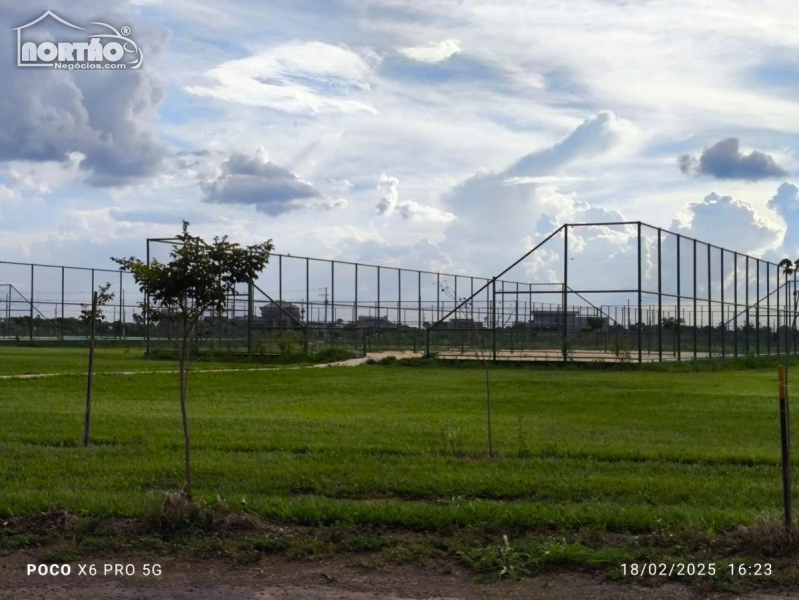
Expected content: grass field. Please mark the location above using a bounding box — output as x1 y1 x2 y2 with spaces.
1 347 797 582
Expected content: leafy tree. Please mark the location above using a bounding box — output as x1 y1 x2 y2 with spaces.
586 316 604 331
661 316 684 330
79 282 115 447
113 222 273 494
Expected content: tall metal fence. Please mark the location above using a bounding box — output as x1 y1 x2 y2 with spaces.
427 221 799 362
1 221 797 362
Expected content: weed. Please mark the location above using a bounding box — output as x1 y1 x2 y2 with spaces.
458 535 533 581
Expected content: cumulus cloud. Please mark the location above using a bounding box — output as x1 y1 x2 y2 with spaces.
439 111 630 272
670 192 782 254
376 174 455 223
200 147 347 216
186 41 380 115
767 182 799 256
401 238 454 273
678 138 788 181
398 39 462 63
0 3 169 187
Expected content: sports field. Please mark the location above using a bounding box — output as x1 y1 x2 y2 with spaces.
0 347 796 582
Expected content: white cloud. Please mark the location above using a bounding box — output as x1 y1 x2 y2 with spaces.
0 185 18 206
186 41 380 115
398 39 462 63
438 111 631 273
2 152 86 197
670 192 782 255
376 174 455 223
201 147 348 216
503 176 583 186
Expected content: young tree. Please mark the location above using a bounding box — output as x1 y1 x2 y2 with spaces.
113 222 273 494
79 282 115 447
439 282 494 457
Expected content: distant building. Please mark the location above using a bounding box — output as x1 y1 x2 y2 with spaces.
441 318 484 330
260 301 302 328
356 315 396 329
530 310 593 332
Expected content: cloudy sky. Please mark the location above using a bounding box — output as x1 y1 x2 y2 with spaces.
3 0 799 284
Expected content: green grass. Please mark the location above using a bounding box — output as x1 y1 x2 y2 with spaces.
2 347 798 584
0 346 354 376
0 347 242 376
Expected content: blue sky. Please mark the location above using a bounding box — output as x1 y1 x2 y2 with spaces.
2 0 799 288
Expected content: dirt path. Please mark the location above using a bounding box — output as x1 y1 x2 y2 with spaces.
0 353 406 381
1 552 797 600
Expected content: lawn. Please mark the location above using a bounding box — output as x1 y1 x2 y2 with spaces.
0 347 792 539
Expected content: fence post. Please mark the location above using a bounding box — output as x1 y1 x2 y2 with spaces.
563 226 569 362
637 223 642 363
247 282 253 354
426 326 431 357
29 264 34 341
61 267 66 343
492 278 498 361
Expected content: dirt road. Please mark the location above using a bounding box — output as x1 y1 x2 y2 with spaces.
2 552 797 600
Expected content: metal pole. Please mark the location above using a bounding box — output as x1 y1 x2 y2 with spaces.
746 257 750 355
564 226 569 362
472 278 476 322
757 259 761 356
247 282 253 354
677 234 681 361
707 244 712 357
377 266 381 337
734 252 738 357
768 262 771 356
118 270 124 340
693 239 697 360
417 270 421 330
657 228 662 362
492 278 498 361
145 241 150 353
436 273 440 322
29 264 34 341
61 267 65 342
637 223 642 363
398 269 402 333
306 258 310 327
721 250 725 357
355 263 359 325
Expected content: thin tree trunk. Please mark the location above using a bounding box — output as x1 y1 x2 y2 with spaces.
82 292 98 447
468 323 493 457
179 345 192 496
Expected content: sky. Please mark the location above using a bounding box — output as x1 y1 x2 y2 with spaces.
3 0 799 288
